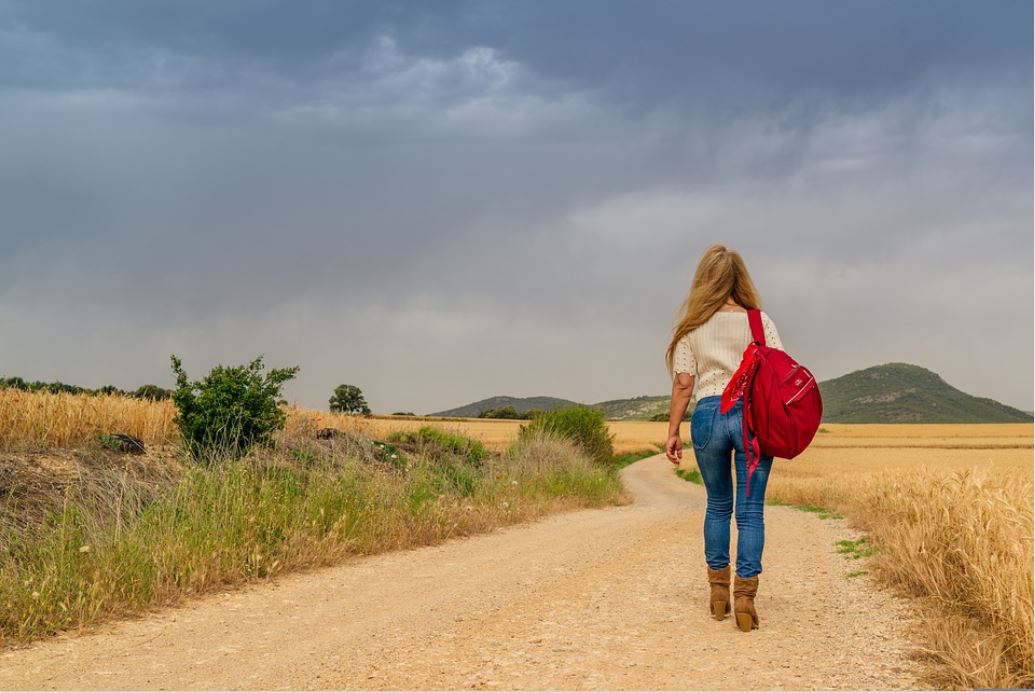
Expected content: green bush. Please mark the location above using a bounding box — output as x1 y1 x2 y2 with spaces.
170 355 299 460
518 405 614 465
386 426 489 467
477 405 531 419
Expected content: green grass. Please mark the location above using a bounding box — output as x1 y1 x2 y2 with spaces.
766 498 844 520
0 430 623 646
835 537 879 559
94 432 123 451
845 570 869 578
385 426 488 465
675 467 703 485
610 444 665 469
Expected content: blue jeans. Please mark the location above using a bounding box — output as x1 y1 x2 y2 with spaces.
690 394 774 578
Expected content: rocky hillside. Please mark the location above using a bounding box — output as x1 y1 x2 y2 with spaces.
818 362 1033 423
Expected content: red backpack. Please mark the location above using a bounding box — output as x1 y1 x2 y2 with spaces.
719 309 823 497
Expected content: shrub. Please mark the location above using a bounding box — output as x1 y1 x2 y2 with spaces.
518 405 614 465
386 426 489 467
504 429 620 502
170 355 299 460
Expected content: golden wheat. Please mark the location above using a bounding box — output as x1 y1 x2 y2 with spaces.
0 390 177 448
752 433 1034 689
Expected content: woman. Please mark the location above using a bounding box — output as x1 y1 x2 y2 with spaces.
664 243 784 633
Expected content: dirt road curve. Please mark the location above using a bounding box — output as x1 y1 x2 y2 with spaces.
0 455 926 690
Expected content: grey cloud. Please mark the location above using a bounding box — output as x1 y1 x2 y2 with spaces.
0 1 1031 413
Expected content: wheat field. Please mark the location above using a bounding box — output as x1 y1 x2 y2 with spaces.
0 390 682 454
0 389 177 448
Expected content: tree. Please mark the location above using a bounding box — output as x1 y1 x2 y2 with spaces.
329 384 371 415
477 405 531 419
133 384 172 401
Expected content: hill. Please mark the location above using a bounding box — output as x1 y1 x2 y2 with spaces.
431 395 579 418
818 362 1033 423
433 363 1032 424
431 394 673 420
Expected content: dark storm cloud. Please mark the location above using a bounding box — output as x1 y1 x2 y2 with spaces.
0 1 1031 413
2 1 1028 96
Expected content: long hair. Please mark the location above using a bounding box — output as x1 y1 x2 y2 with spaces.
665 244 763 375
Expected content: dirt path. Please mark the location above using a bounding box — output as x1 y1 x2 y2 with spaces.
0 455 927 690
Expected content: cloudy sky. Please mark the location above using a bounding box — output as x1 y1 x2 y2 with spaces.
1 0 1031 413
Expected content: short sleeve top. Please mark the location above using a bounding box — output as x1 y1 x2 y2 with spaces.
672 310 784 400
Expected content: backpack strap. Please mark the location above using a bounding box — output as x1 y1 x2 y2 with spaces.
747 308 766 346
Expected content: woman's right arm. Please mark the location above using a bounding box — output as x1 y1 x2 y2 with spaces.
666 372 695 464
666 335 696 464
761 311 784 351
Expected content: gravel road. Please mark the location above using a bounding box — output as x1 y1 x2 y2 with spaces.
0 454 928 690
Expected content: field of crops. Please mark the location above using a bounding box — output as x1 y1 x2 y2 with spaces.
0 389 680 453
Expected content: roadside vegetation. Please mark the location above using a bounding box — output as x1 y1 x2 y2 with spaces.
674 467 702 484
0 359 629 647
611 444 665 469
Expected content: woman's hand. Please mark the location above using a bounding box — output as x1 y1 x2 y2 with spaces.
666 434 683 464
667 371 694 465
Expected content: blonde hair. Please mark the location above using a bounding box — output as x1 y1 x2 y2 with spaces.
665 244 763 375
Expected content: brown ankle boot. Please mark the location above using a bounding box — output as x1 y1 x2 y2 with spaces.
733 574 760 632
706 565 731 620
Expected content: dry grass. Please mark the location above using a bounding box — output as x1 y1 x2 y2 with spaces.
0 446 182 531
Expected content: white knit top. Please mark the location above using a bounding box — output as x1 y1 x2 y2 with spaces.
672 310 784 401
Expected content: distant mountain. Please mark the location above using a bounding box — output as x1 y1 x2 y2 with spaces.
431 394 674 420
818 362 1033 423
432 363 1033 424
431 395 579 418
